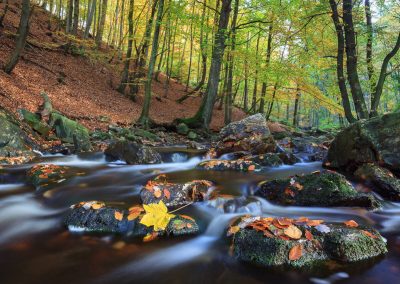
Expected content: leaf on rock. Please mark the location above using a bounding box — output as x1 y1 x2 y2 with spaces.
284 225 302 239
344 220 358 228
128 206 144 221
140 201 175 231
143 232 159 242
114 211 123 221
289 244 302 261
305 230 313 240
154 188 162 198
248 165 256 171
361 230 378 239
180 215 195 222
163 189 171 199
227 226 240 236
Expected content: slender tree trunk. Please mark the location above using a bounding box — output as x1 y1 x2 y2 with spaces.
251 32 261 113
138 0 164 128
95 0 108 47
293 87 300 127
342 0 368 119
84 0 96 38
224 0 239 125
259 24 273 114
243 31 250 112
117 0 134 95
365 0 375 97
72 0 79 35
66 0 73 33
266 83 278 120
4 0 30 74
186 0 232 129
185 0 196 91
329 0 356 123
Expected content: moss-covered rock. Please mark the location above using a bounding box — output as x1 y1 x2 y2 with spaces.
105 140 162 164
18 109 52 136
64 201 199 238
256 171 381 209
243 153 283 167
197 159 261 172
49 112 92 152
0 107 40 164
231 216 387 268
326 112 400 172
140 176 214 208
355 163 400 201
177 123 189 135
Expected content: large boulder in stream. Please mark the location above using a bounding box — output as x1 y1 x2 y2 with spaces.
0 107 41 164
140 175 215 208
230 216 387 268
256 171 381 210
64 201 199 239
105 140 162 164
197 159 261 172
208 114 277 158
325 112 400 172
355 163 400 201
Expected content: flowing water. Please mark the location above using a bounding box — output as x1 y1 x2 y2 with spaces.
0 149 399 284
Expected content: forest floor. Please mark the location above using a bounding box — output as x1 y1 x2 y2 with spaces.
0 0 245 132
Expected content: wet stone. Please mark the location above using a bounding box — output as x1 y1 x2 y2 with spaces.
197 159 261 172
27 164 79 191
230 216 387 268
355 163 400 201
256 171 381 210
243 153 283 167
140 176 214 208
105 140 162 164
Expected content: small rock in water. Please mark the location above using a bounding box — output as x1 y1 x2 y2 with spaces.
105 140 162 165
197 159 261 172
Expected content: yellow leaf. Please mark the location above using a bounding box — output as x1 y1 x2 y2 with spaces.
284 225 302 239
114 211 123 221
140 201 175 231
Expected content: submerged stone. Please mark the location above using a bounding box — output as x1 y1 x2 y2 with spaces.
105 140 162 164
243 153 283 167
256 171 381 210
355 163 400 201
230 216 387 268
140 176 214 208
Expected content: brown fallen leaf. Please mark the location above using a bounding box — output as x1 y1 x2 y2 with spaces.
128 206 144 221
305 230 313 240
284 225 302 239
180 215 195 222
154 188 162 198
248 165 256 171
307 220 324 226
289 244 302 261
344 220 359 228
143 232 159 242
361 230 378 239
163 189 171 199
227 226 240 236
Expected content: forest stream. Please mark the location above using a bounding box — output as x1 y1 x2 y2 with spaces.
0 148 399 284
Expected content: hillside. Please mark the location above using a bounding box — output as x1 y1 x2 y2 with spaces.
0 0 245 131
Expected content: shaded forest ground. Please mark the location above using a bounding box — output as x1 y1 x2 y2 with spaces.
0 0 245 131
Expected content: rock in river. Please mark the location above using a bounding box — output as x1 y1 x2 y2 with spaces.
256 171 381 210
209 114 277 158
64 201 199 239
198 159 261 172
326 112 400 172
230 216 387 268
105 140 162 164
140 175 214 208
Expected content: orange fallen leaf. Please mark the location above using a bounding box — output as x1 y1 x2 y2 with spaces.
114 211 123 221
154 188 162 198
227 226 240 236
143 232 159 242
248 165 256 171
284 225 302 239
307 220 324 226
180 215 195 222
344 220 359 228
91 203 103 210
361 230 378 239
128 206 144 221
289 244 302 261
305 230 313 240
163 189 171 199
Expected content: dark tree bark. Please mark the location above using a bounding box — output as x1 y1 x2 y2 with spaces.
66 0 73 33
329 0 356 123
342 0 368 119
117 0 134 95
259 24 273 114
138 0 165 127
84 0 96 39
293 87 301 127
251 31 260 113
4 0 30 74
72 0 79 35
95 0 108 47
365 0 375 95
181 0 232 129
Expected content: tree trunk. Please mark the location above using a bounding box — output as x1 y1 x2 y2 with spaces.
365 0 375 97
138 0 164 128
4 0 30 74
84 0 96 38
0 0 9 27
95 0 108 47
251 32 260 113
342 0 368 119
66 0 73 33
224 0 239 125
259 24 273 114
117 0 134 95
72 0 79 35
293 87 300 127
329 0 356 123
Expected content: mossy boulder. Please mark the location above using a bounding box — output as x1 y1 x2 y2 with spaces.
326 112 400 172
256 171 381 210
198 159 261 172
140 176 214 208
27 164 85 191
49 112 92 152
231 216 387 268
0 107 40 164
105 140 162 164
18 109 52 136
355 163 400 201
64 201 199 238
177 123 189 135
244 153 283 167
210 114 277 158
